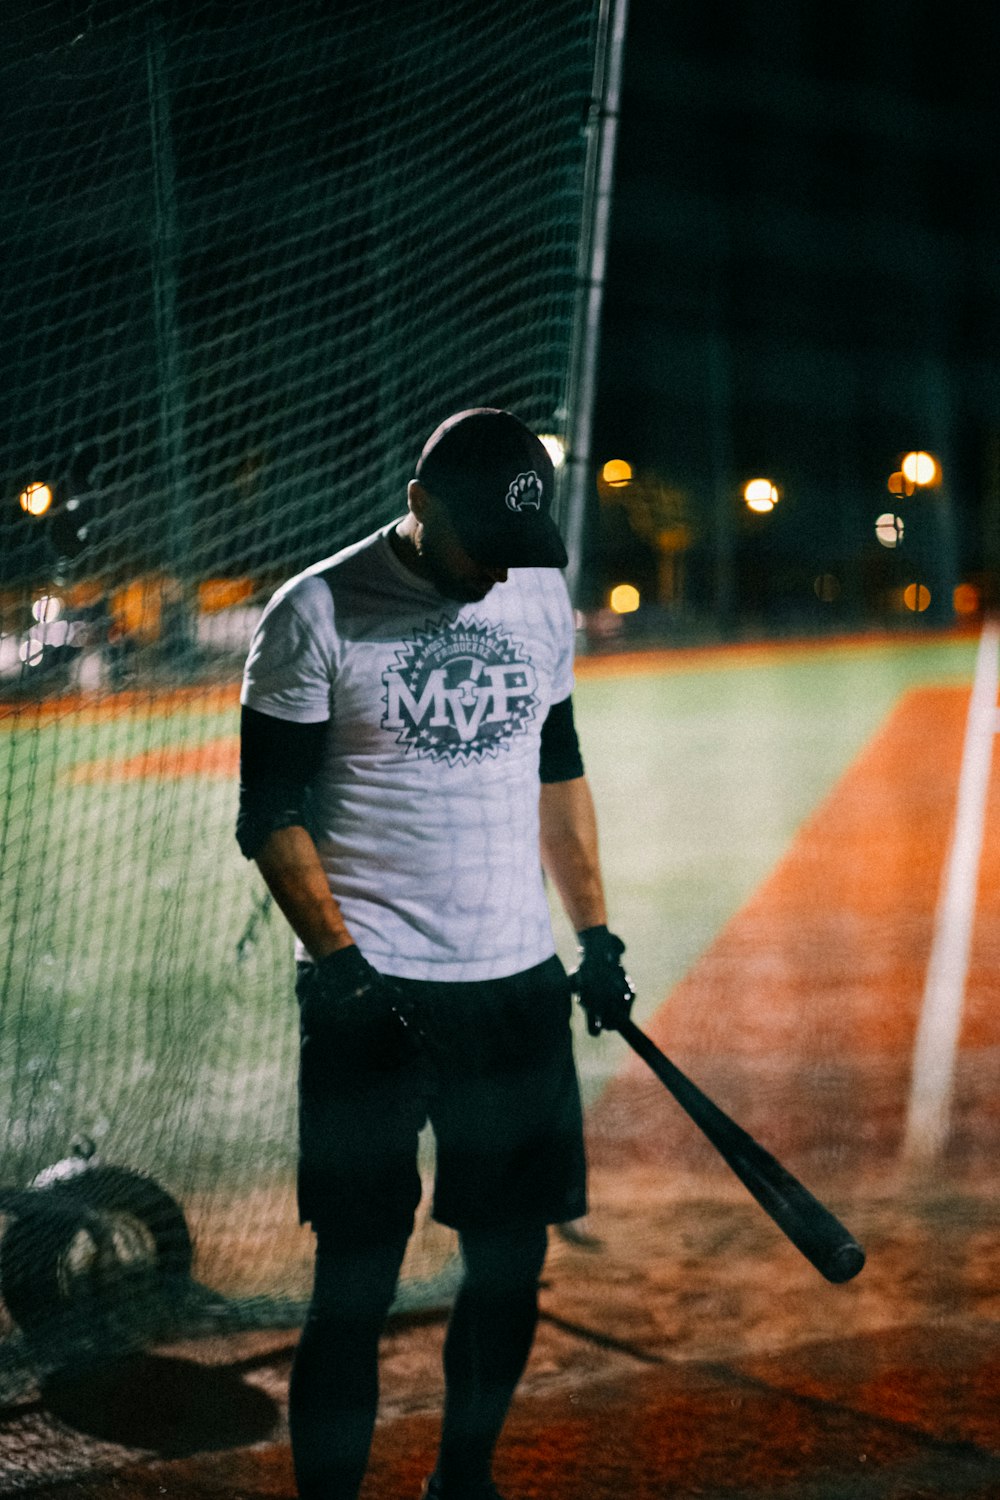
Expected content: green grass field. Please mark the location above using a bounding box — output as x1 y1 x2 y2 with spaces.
0 632 978 1291
565 633 978 1099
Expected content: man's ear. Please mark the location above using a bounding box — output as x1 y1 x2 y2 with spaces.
407 479 430 520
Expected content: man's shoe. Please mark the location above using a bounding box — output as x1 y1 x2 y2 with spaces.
421 1476 505 1500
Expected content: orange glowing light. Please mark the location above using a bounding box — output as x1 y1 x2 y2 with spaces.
953 583 980 616
743 478 778 513
903 583 931 613
609 583 641 614
901 451 939 487
19 481 53 517
601 459 633 487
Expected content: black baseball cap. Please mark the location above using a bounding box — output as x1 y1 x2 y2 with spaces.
414 408 568 569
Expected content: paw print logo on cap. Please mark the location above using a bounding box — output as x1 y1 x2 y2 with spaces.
505 470 543 513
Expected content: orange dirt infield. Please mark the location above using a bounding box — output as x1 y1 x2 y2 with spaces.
6 680 1000 1497
588 682 1000 1183
0 684 241 728
66 737 240 783
572 625 978 680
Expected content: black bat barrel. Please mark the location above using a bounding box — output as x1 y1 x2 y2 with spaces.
617 1019 865 1284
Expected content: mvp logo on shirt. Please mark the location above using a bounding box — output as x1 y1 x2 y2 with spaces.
381 618 539 763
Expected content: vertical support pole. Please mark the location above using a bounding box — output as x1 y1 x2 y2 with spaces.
147 12 195 664
562 0 630 608
706 245 734 630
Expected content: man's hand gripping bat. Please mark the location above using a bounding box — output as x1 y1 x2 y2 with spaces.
569 929 864 1284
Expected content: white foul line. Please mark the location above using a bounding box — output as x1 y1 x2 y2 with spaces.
903 617 1000 1163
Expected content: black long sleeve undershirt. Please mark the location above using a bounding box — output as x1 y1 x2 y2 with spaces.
539 694 584 783
236 705 328 859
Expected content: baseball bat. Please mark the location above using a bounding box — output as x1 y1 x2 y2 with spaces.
616 1017 865 1283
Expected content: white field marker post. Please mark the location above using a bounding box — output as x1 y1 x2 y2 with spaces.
904 618 1000 1164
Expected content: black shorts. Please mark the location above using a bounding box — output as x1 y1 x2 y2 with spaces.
295 953 587 1243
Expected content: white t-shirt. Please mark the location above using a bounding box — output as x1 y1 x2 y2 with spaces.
240 522 576 980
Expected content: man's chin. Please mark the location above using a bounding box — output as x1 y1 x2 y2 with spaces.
433 576 495 603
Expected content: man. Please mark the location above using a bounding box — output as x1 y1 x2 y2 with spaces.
237 408 634 1500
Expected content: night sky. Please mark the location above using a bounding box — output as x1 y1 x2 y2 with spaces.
591 0 1000 623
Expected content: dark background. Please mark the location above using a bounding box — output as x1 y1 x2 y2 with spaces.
589 0 1000 633
3 0 998 640
0 0 594 605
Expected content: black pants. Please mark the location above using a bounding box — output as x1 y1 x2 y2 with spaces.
289 1219 548 1500
289 955 587 1498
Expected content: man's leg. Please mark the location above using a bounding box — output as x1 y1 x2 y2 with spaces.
289 1226 409 1500
292 958 427 1498
432 1221 548 1494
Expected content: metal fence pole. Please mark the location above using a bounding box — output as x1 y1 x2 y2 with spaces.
561 0 630 608
147 11 195 664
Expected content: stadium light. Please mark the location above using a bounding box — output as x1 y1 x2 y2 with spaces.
18 638 45 667
903 582 931 613
609 583 640 614
889 451 941 498
953 583 980 616
875 512 904 548
743 477 778 513
901 451 939 487
18 481 53 517
601 458 633 487
31 595 63 623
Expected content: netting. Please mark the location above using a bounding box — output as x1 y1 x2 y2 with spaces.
0 0 600 1389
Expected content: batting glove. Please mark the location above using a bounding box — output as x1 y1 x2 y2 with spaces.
570 925 635 1036
300 946 422 1071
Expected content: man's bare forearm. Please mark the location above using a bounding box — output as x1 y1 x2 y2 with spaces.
254 824 355 961
539 776 608 934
